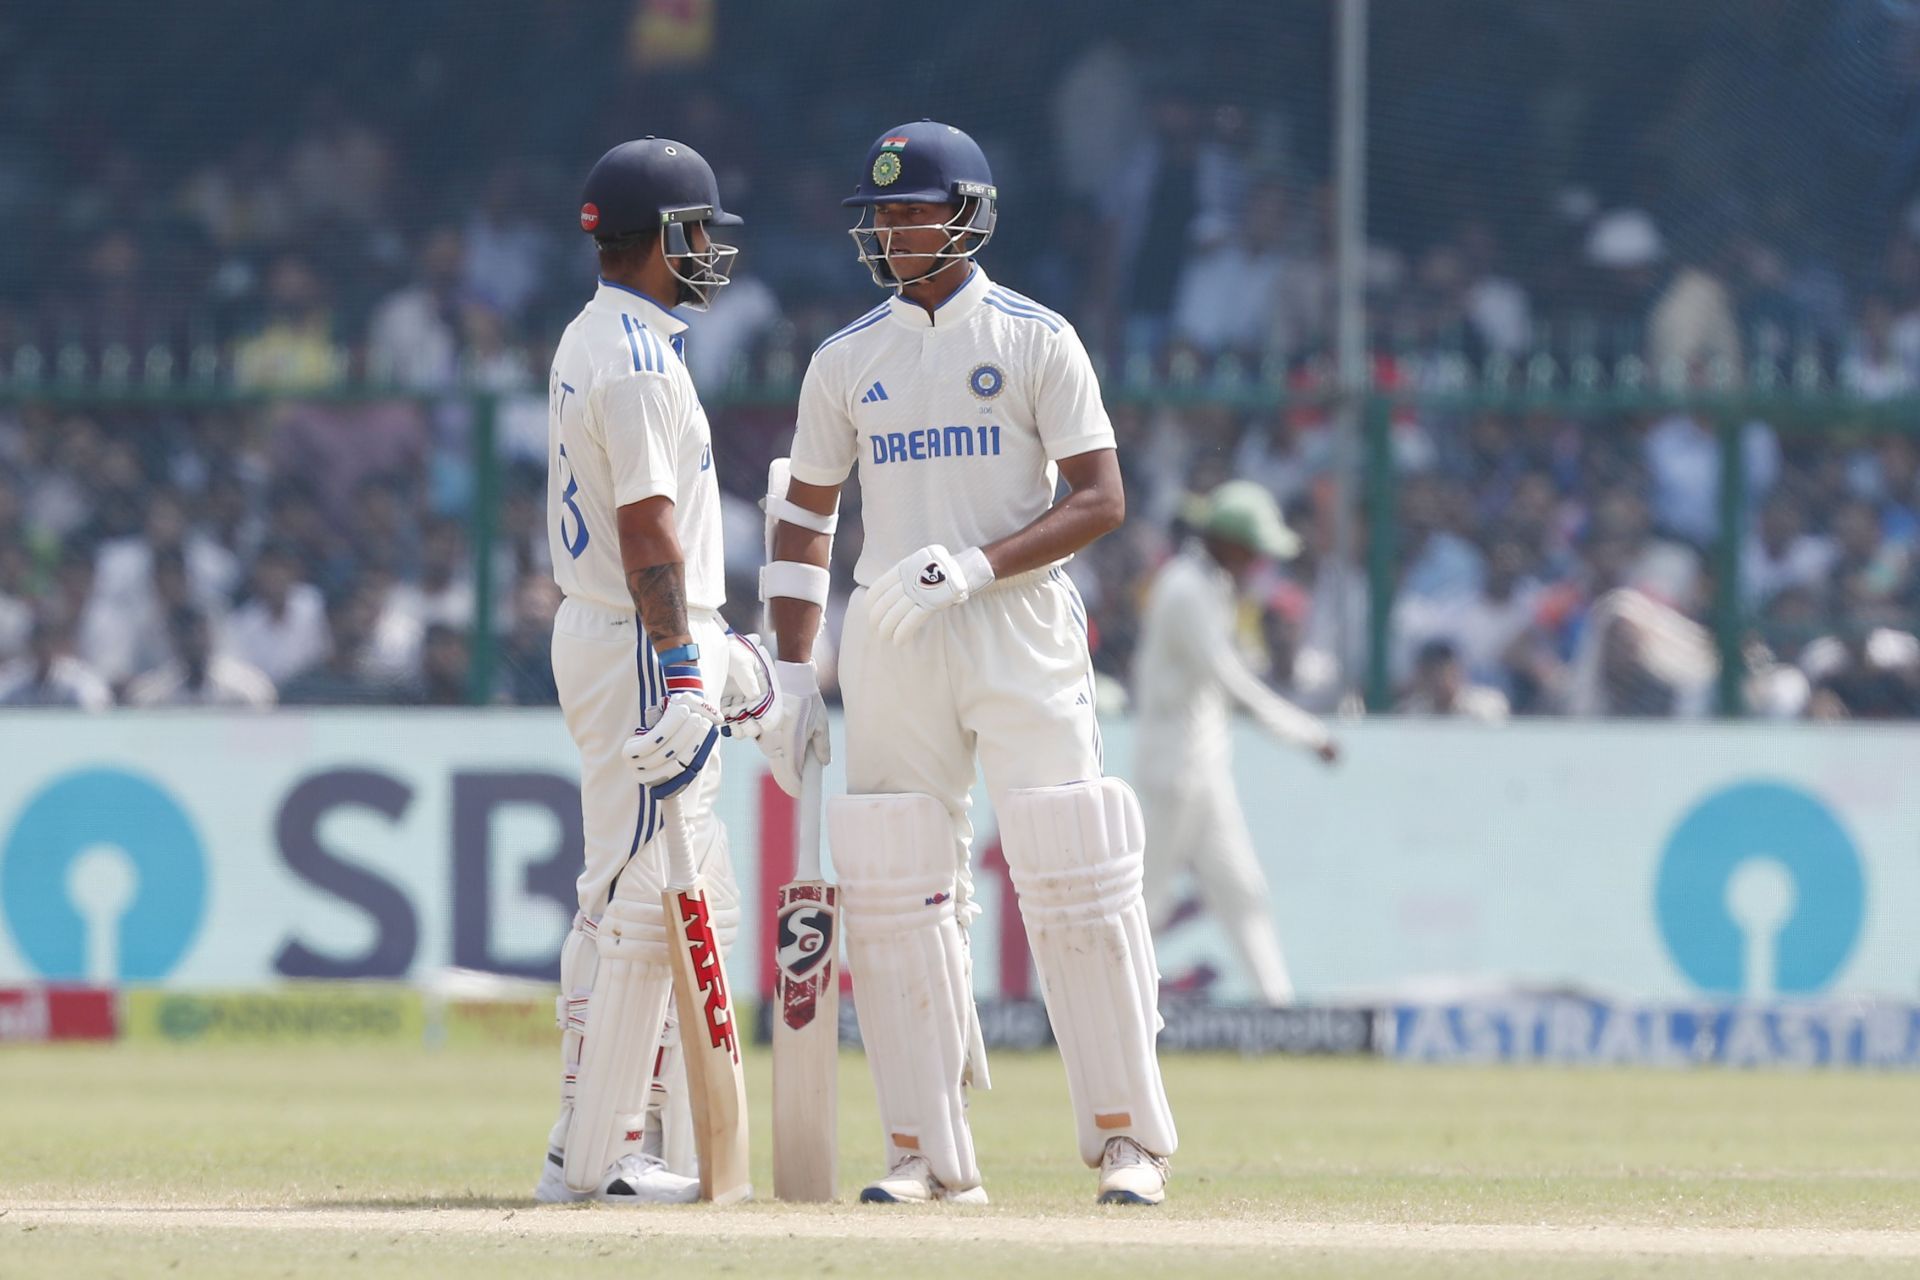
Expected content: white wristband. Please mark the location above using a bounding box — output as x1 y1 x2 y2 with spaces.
766 495 838 535
956 546 995 593
760 560 831 607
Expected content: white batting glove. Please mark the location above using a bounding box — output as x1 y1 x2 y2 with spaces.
756 660 829 797
623 648 722 796
718 631 781 741
866 544 994 644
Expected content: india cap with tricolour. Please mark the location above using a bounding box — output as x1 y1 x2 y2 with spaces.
1192 480 1300 560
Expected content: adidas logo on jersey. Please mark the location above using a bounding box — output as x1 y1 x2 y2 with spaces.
860 381 890 404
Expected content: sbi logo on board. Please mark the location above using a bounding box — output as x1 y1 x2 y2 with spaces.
1654 780 1866 997
0 769 208 982
2 764 586 985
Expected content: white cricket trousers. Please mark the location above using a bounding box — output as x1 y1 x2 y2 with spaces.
550 595 738 919
840 565 1104 897
1134 755 1295 1005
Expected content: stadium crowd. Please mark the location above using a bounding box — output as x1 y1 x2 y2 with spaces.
4 0 1920 716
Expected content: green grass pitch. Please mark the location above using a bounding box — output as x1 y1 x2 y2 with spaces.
4 1041 1920 1277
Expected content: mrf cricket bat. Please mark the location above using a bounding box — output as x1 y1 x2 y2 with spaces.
772 754 838 1201
660 793 753 1204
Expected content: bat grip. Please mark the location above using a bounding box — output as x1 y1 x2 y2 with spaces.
796 755 823 882
660 794 697 888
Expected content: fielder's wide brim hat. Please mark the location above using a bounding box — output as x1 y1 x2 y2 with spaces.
1191 480 1300 560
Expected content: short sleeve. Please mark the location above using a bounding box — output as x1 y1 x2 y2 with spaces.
1035 325 1117 462
789 355 858 487
597 372 682 507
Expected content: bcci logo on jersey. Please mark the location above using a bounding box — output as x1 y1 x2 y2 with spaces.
968 363 1005 399
870 425 1003 465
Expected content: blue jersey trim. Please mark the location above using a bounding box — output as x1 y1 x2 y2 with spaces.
986 286 1063 325
817 304 890 352
983 296 1061 332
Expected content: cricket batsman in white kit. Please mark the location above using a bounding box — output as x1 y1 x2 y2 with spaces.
758 120 1176 1206
533 138 773 1204
1132 481 1340 1006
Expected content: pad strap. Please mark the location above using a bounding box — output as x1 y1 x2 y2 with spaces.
761 560 831 606
767 495 838 535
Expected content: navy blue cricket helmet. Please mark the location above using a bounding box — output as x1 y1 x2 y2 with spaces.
580 137 741 309
843 120 998 290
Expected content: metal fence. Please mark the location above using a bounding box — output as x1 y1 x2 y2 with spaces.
7 353 1913 719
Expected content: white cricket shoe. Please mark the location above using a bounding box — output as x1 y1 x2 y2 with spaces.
534 1150 700 1205
858 1155 989 1205
1096 1136 1169 1205
534 1149 589 1204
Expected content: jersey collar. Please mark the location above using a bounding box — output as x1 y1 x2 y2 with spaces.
593 277 690 336
886 265 990 330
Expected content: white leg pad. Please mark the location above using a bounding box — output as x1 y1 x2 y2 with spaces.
831 792 981 1192
1000 777 1178 1166
543 912 599 1161
562 897 674 1193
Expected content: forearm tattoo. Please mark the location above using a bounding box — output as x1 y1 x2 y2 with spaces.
627 562 692 647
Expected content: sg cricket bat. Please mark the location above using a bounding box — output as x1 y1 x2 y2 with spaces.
772 754 838 1201
660 793 753 1205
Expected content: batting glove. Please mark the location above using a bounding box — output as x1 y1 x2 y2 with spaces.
624 645 722 797
756 659 829 797
718 631 781 740
866 544 994 644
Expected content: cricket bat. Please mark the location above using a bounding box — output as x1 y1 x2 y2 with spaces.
772 754 838 1201
660 793 753 1204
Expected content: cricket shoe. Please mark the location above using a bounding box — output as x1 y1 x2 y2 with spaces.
858 1155 989 1205
534 1150 700 1205
1096 1136 1169 1205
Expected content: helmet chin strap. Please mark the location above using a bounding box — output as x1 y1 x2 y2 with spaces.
884 248 970 293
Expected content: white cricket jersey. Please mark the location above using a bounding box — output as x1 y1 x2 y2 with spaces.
1133 543 1330 768
546 279 724 613
789 267 1117 585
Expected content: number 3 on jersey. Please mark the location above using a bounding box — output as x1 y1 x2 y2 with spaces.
556 443 590 559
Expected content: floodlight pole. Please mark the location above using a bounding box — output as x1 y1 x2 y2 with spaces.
1332 0 1369 705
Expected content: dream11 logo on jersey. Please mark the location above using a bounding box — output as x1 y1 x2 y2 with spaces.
869 425 1002 465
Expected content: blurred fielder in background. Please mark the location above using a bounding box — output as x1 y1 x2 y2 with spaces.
762 120 1178 1206
534 137 772 1205
1133 481 1340 1007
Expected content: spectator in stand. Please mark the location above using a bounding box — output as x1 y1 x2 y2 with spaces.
280 587 417 705
1102 88 1246 362
266 398 429 530
1396 639 1510 722
496 573 560 706
225 543 329 685
1831 498 1911 621
232 254 343 390
1169 179 1297 360
1842 293 1919 401
463 163 551 322
0 540 32 663
367 227 465 390
1805 625 1920 719
0 611 112 710
420 623 470 706
1743 492 1836 610
126 606 276 708
1648 231 1743 381
381 516 475 635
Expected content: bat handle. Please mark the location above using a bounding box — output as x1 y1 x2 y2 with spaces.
660 794 697 888
796 755 824 882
